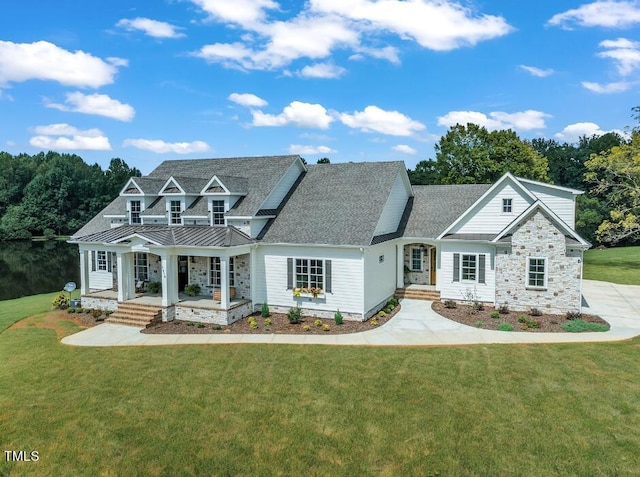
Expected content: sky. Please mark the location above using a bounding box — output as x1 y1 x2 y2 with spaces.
1 0 639 174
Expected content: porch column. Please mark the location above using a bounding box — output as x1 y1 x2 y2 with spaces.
161 254 178 307
117 252 135 302
220 256 229 309
396 244 404 289
79 249 90 295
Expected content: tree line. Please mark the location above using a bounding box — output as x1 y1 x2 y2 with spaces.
406 122 639 247
0 152 140 240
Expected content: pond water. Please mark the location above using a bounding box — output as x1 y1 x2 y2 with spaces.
0 240 79 301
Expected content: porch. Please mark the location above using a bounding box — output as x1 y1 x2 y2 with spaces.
395 284 441 301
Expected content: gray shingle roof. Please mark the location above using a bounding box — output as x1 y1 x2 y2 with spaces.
70 225 253 247
404 184 491 239
260 161 407 246
149 155 299 216
141 197 165 217
163 176 209 195
213 175 249 194
128 177 167 195
182 196 208 218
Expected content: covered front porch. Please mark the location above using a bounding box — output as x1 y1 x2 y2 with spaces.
396 241 438 288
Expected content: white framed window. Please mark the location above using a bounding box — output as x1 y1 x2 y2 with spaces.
91 251 112 272
502 198 513 213
212 200 225 225
453 253 486 284
411 248 423 271
210 257 234 287
134 253 148 281
130 200 142 224
527 257 547 288
170 200 182 225
462 254 477 281
295 258 323 289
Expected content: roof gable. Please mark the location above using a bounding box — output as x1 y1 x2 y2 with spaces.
120 178 143 195
160 177 185 195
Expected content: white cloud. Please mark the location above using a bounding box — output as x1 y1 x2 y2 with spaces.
548 1 640 29
554 122 625 142
597 37 640 75
437 109 549 131
288 144 336 154
45 92 135 122
339 105 426 136
190 0 278 28
192 42 255 69
519 65 554 77
582 80 632 93
310 0 513 51
393 144 417 155
116 18 185 38
0 40 124 88
252 101 334 129
29 123 111 150
123 138 211 154
298 62 346 78
228 92 268 107
350 45 401 64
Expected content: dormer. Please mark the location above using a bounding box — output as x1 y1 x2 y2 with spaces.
201 175 248 226
160 177 186 196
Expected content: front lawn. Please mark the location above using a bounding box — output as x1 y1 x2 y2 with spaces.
2 294 640 475
584 246 640 285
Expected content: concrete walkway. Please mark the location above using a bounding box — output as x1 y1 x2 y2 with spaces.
61 280 640 348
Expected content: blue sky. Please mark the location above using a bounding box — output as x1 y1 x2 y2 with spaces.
1 0 639 174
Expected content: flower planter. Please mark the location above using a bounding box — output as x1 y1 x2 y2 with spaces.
213 287 236 301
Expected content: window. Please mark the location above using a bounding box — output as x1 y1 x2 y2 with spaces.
212 200 225 225
528 258 546 288
210 257 235 287
411 248 423 271
170 200 182 225
295 258 323 289
453 253 486 284
134 253 148 281
91 251 111 272
130 200 141 224
502 198 513 213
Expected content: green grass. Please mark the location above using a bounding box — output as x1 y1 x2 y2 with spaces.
562 319 609 333
584 246 640 285
0 292 58 333
3 295 640 475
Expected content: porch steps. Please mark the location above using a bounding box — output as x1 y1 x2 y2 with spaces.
106 303 162 328
395 288 441 301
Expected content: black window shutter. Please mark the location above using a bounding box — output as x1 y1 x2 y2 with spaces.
91 251 96 272
287 258 293 289
453 253 460 282
479 254 486 284
325 260 332 293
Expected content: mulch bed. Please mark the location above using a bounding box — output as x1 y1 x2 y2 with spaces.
143 305 400 335
432 301 609 332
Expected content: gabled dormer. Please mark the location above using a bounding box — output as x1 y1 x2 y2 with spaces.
160 177 186 195
200 175 249 226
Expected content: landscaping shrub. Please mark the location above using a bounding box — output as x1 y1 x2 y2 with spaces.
498 304 510 314
261 303 270 317
264 318 272 326
91 309 103 319
52 291 69 309
184 284 201 296
443 300 457 309
529 308 543 317
517 315 528 323
388 297 399 308
370 317 379 326
334 310 343 325
147 282 161 294
197 323 205 329
475 321 483 328
527 320 541 329
497 323 514 331
302 324 311 332
378 311 386 318
490 311 500 319
314 319 322 328
322 324 330 331
565 310 582 320
67 308 76 314
249 321 258 330
287 307 302 324
561 319 608 332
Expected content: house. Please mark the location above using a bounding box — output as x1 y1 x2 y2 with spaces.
70 154 589 325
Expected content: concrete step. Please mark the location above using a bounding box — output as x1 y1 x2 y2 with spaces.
395 288 441 301
107 303 162 328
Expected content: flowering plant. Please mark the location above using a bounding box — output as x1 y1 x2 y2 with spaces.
293 287 323 298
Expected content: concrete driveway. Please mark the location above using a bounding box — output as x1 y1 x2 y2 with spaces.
61 280 640 347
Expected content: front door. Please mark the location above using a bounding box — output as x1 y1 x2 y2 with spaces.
430 248 436 285
178 255 189 292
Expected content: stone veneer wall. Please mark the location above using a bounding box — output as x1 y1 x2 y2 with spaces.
80 296 118 311
403 244 431 285
186 254 250 298
174 301 253 325
262 304 367 322
495 211 582 314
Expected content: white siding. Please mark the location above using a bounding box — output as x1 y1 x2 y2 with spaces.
373 173 410 236
260 160 305 209
363 242 398 314
523 183 576 227
439 242 496 304
453 183 534 235
250 218 270 238
89 271 112 291
252 245 364 315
